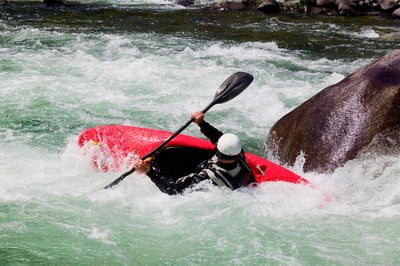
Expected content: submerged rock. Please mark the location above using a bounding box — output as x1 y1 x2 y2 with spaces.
267 50 400 173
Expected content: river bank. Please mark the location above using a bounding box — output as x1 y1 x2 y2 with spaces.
213 0 400 19
2 1 399 61
35 0 400 19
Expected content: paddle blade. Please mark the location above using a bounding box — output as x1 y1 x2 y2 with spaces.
213 72 254 104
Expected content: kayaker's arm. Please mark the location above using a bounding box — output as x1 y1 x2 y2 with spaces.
192 111 223 144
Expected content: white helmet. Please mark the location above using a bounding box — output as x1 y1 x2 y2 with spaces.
216 133 242 157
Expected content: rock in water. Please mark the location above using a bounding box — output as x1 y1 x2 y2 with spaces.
267 50 400 173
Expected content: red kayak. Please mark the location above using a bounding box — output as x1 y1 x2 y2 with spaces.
78 125 311 186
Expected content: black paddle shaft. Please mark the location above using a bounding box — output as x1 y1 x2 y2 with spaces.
104 72 254 189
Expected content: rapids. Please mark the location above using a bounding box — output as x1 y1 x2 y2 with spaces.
1 1 399 264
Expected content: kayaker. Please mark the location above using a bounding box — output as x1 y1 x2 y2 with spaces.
133 111 255 195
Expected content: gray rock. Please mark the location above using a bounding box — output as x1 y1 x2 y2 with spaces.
393 7 400 17
214 0 248 11
267 50 400 173
338 0 358 15
378 0 397 11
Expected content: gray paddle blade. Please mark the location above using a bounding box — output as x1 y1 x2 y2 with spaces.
214 72 254 104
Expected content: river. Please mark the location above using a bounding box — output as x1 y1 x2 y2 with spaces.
1 0 400 264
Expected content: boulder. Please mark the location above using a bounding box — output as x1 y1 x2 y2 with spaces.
214 0 248 11
378 0 397 11
338 0 358 14
393 7 400 17
267 50 400 173
257 0 281 13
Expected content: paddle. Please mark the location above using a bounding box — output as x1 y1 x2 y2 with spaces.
104 71 254 189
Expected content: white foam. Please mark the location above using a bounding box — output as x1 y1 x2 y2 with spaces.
355 28 380 39
87 226 116 245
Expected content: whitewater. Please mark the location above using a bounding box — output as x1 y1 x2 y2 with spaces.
1 0 399 264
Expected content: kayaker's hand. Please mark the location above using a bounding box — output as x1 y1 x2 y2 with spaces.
133 158 150 174
191 111 204 124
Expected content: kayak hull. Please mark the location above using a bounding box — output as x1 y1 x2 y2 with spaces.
78 125 310 185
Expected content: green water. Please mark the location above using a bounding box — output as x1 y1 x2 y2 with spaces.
1 1 400 265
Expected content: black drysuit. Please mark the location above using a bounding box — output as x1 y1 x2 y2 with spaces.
147 121 255 195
